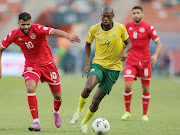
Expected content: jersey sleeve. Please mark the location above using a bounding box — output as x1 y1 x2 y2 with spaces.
86 26 95 44
149 25 159 41
121 24 129 42
35 24 53 35
1 31 15 49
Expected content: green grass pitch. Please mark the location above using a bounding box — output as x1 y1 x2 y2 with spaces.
0 75 180 135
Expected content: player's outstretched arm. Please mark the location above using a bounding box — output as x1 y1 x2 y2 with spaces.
0 45 5 78
50 29 81 43
151 39 163 67
119 38 132 61
82 41 91 77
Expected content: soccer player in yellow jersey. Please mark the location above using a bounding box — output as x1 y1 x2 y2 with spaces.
70 5 132 133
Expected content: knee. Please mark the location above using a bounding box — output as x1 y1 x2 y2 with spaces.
26 85 36 93
125 83 132 91
142 85 149 93
53 91 62 100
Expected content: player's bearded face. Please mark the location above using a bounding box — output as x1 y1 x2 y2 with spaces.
132 9 143 24
101 12 114 28
18 19 32 34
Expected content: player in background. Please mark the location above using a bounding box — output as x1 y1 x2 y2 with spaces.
0 12 80 131
70 6 132 133
121 6 163 121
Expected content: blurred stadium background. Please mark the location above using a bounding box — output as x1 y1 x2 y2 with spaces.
0 0 180 78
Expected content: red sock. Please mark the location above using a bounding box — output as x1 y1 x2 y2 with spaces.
124 90 132 112
27 93 38 119
54 99 62 112
142 92 150 115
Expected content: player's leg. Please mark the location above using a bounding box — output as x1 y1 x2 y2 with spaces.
81 68 119 133
24 70 41 131
81 88 106 133
122 61 137 120
121 81 133 120
41 63 62 127
70 74 99 124
141 82 150 121
140 62 151 121
50 84 62 128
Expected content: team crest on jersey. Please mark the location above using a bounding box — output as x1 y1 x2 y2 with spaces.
129 27 132 30
30 33 36 39
126 69 132 75
139 27 145 33
97 34 101 39
27 67 33 71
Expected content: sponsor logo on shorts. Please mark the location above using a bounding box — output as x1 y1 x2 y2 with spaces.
90 68 95 72
25 76 30 80
126 69 132 75
27 67 33 71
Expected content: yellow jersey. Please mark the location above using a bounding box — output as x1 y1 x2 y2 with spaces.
86 22 129 71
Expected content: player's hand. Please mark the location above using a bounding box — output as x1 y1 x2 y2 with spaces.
68 35 81 43
151 54 157 67
82 65 90 78
119 50 127 61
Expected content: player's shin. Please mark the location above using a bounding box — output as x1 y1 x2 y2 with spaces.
83 108 95 124
53 98 62 112
78 95 89 111
124 90 132 112
142 92 150 115
27 93 39 123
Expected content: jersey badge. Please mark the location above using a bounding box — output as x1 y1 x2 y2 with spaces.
129 27 132 30
97 34 101 39
125 31 128 36
38 25 41 29
113 34 116 38
43 27 48 30
150 26 154 30
126 69 132 75
30 33 36 39
88 32 91 37
153 30 157 35
139 27 145 33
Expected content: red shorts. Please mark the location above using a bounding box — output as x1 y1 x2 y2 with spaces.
22 63 61 92
124 60 151 85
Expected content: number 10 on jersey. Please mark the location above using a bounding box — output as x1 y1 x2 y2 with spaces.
25 41 34 49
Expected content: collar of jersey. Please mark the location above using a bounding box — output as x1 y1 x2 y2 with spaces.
133 20 144 26
101 22 114 31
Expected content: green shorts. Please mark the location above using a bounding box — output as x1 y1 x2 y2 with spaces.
88 64 120 95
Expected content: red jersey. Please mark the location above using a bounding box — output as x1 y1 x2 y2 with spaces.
126 21 159 62
1 24 54 66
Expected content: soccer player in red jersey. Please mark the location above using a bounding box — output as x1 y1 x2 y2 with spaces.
121 6 163 121
0 12 80 131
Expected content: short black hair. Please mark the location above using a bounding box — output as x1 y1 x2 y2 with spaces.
19 12 31 21
132 6 143 12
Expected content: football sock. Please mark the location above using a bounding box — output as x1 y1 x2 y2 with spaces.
78 95 89 111
124 90 132 112
53 98 62 113
142 92 150 115
83 108 95 124
27 93 39 120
